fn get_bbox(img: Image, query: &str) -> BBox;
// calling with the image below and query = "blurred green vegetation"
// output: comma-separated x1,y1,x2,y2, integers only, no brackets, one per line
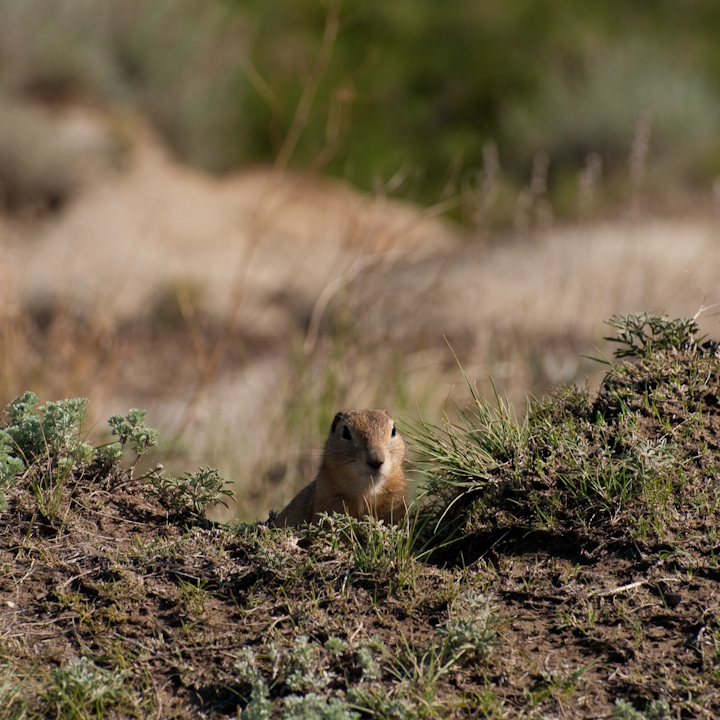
2,0,720,211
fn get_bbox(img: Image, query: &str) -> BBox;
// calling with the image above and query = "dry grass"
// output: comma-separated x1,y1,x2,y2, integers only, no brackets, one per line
2,106,720,525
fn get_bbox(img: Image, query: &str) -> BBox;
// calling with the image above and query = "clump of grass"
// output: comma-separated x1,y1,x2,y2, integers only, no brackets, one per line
177,577,210,616
308,512,425,591
0,663,29,720
404,378,529,548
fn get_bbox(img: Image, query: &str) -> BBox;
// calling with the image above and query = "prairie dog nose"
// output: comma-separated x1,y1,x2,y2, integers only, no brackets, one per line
367,449,385,470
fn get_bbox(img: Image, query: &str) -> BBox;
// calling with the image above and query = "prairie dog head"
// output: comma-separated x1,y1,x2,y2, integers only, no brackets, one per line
324,409,404,495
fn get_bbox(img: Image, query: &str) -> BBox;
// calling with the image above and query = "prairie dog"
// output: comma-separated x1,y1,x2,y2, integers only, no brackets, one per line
273,409,407,527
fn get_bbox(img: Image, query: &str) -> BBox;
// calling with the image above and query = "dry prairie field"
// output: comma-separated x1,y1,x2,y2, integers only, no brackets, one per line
3,107,720,719
2,109,720,523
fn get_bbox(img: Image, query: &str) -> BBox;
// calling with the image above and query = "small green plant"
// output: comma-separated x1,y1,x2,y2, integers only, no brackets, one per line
379,590,499,709
0,393,158,478
3,392,95,472
605,313,700,359
240,682,273,720
1,393,95,520
43,657,128,720
537,660,594,701
438,590,499,664
235,647,262,687
107,408,159,458
240,683,362,720
235,635,386,702
354,637,384,681
282,693,360,720
143,465,234,522
283,636,331,693
614,698,672,720
0,391,161,517
178,577,209,615
0,431,25,510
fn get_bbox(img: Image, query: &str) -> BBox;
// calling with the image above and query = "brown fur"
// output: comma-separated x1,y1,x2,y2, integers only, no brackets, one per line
273,409,407,527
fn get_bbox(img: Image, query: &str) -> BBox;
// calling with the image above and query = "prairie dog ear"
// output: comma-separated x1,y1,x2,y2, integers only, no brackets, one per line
330,412,346,435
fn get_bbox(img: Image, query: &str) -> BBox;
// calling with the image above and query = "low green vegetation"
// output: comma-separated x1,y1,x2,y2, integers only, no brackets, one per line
2,313,720,717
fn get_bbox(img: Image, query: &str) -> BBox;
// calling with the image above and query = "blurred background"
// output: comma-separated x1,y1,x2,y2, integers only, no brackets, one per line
1,0,720,521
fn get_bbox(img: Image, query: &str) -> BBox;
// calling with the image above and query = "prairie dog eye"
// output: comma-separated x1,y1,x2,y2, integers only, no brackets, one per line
342,425,352,440
391,425,397,437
